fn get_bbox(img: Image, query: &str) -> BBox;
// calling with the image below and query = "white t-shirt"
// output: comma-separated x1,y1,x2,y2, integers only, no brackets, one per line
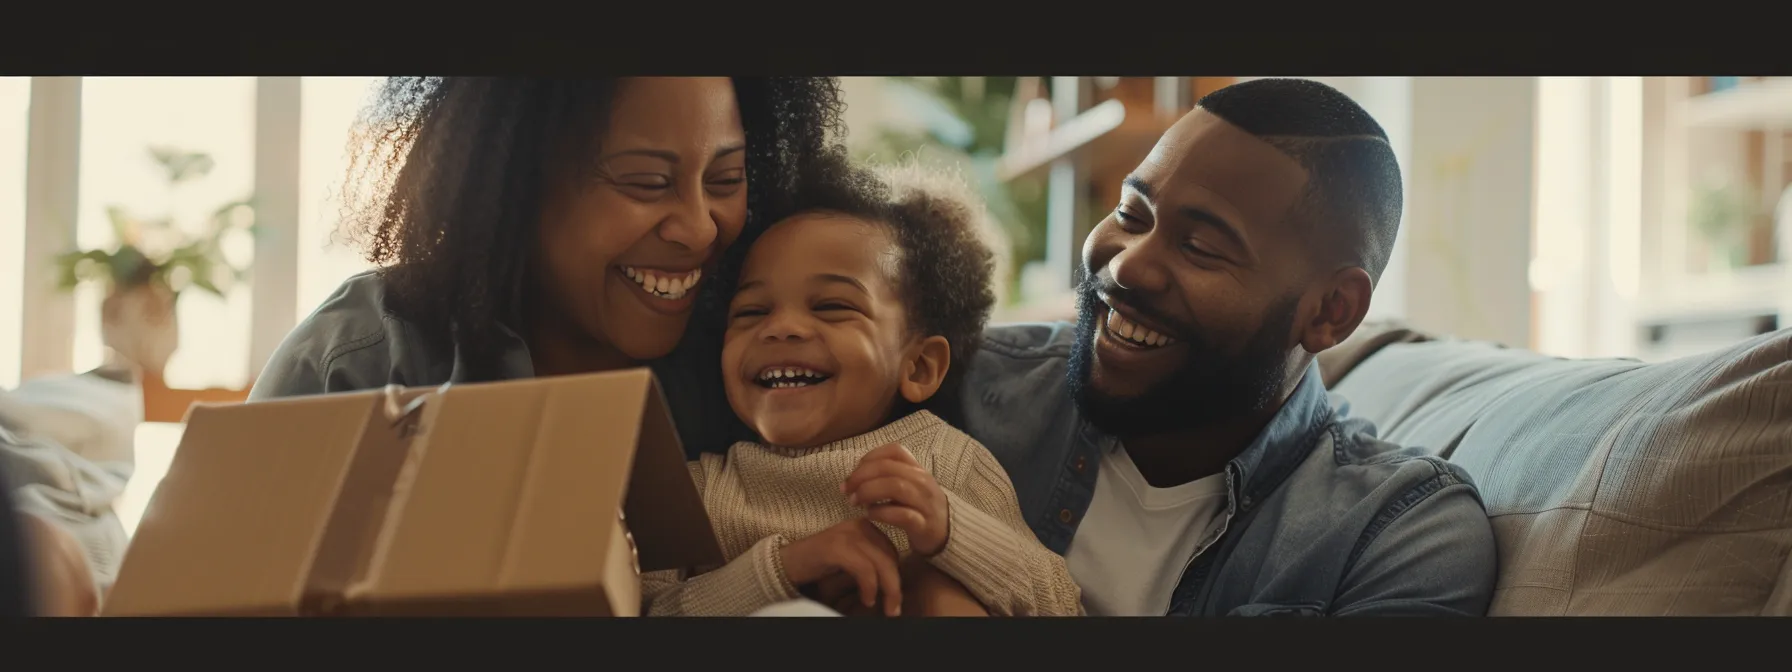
1063,446,1230,616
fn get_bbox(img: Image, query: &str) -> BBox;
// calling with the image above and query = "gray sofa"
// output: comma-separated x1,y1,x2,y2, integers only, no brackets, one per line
1320,323,1791,616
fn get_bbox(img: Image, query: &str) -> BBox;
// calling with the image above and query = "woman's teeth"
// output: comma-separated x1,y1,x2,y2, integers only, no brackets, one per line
622,266,701,300
1107,308,1176,348
757,367,830,388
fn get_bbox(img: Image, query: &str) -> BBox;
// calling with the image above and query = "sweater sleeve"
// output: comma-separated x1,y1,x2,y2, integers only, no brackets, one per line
928,442,1085,616
640,533,802,616
639,457,803,616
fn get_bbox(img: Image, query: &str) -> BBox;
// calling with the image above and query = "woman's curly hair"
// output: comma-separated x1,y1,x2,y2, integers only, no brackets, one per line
336,77,846,369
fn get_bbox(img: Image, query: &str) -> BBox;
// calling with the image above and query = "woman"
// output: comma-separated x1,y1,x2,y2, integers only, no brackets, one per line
250,77,846,458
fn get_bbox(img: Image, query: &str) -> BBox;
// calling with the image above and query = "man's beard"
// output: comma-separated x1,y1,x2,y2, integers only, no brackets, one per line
1067,273,1300,438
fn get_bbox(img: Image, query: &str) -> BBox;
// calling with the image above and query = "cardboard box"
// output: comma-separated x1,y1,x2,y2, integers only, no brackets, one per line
102,369,723,617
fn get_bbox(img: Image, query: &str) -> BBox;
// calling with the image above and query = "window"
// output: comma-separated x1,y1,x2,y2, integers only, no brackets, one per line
0,78,28,389
75,77,257,388
1530,77,1646,360
297,77,381,321
1531,77,1597,359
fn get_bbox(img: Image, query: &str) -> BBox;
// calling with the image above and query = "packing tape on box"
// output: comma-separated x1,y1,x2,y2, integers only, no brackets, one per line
383,381,451,438
620,508,642,576
329,382,455,613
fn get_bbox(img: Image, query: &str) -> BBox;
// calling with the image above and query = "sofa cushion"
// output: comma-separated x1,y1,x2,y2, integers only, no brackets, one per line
1331,329,1792,616
1315,320,1437,389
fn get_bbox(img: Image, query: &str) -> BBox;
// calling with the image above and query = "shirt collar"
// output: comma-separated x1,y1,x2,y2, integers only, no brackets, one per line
1080,360,1334,501
447,321,537,384
1227,361,1333,505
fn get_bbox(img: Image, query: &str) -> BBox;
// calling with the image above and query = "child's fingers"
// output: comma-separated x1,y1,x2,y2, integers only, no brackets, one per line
859,539,903,616
814,572,859,606
847,476,926,511
865,503,928,534
841,457,929,494
860,442,920,468
837,551,882,609
855,517,902,559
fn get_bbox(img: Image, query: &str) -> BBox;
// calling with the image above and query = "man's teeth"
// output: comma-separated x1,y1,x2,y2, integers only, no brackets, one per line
757,366,829,388
622,266,701,299
1107,308,1176,348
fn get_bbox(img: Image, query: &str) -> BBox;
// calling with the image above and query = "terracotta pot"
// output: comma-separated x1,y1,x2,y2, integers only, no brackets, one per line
101,282,179,376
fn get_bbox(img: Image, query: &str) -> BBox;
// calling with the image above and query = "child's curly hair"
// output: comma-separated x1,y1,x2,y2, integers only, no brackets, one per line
731,148,998,426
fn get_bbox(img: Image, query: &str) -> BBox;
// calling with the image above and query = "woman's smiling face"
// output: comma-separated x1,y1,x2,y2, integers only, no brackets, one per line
535,77,749,363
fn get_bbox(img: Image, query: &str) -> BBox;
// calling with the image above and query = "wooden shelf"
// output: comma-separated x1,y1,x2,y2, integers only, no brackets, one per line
995,100,1172,183
1683,78,1792,130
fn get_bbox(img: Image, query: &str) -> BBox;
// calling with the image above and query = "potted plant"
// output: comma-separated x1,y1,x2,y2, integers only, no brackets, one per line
853,77,1050,306
52,146,256,377
1689,177,1752,273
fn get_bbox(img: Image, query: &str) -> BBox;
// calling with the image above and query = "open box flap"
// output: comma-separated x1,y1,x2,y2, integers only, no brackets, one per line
102,392,385,616
351,369,722,609
625,371,725,571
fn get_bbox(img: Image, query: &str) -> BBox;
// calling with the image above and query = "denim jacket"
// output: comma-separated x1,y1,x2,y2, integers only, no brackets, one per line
248,271,742,458
960,323,1499,616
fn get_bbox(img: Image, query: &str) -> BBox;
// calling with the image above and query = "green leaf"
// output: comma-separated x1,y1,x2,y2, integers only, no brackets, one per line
105,205,140,245
207,197,256,233
110,245,155,287
50,250,109,291
189,273,224,298
148,145,215,184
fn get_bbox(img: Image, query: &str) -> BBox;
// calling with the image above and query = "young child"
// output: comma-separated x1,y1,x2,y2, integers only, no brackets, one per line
640,154,1083,617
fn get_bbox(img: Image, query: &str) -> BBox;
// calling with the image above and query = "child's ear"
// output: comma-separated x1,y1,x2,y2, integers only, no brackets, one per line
899,335,952,405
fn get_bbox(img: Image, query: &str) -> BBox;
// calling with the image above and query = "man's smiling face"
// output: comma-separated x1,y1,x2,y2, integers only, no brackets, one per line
1068,108,1316,436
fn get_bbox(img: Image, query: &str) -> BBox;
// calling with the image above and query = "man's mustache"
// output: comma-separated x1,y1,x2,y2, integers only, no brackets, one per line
1080,271,1200,341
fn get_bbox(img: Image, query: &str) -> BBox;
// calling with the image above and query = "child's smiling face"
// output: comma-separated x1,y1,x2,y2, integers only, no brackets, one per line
722,212,949,449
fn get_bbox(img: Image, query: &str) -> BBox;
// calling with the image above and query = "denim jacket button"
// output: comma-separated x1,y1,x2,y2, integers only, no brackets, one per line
1073,456,1087,472
1058,508,1075,524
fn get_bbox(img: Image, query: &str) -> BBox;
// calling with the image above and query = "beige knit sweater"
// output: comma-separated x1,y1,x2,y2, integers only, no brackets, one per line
641,410,1083,616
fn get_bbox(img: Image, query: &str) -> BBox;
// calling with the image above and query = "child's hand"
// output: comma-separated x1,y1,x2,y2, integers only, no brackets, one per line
842,443,950,557
780,518,904,616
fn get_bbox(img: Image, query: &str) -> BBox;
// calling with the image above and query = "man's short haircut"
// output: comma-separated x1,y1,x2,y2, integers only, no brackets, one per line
1197,78,1403,283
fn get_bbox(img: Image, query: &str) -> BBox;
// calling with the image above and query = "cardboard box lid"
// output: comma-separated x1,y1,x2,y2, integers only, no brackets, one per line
350,369,724,607
102,368,723,617
102,392,384,616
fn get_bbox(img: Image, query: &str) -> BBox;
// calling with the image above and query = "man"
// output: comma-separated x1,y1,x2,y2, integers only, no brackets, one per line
2,423,104,617
0,471,27,617
963,78,1498,616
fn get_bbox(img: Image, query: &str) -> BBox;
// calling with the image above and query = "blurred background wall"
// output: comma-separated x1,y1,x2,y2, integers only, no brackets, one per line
3,75,1788,395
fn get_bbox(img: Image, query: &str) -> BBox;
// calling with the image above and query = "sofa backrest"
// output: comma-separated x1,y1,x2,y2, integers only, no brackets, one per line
1330,329,1792,616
